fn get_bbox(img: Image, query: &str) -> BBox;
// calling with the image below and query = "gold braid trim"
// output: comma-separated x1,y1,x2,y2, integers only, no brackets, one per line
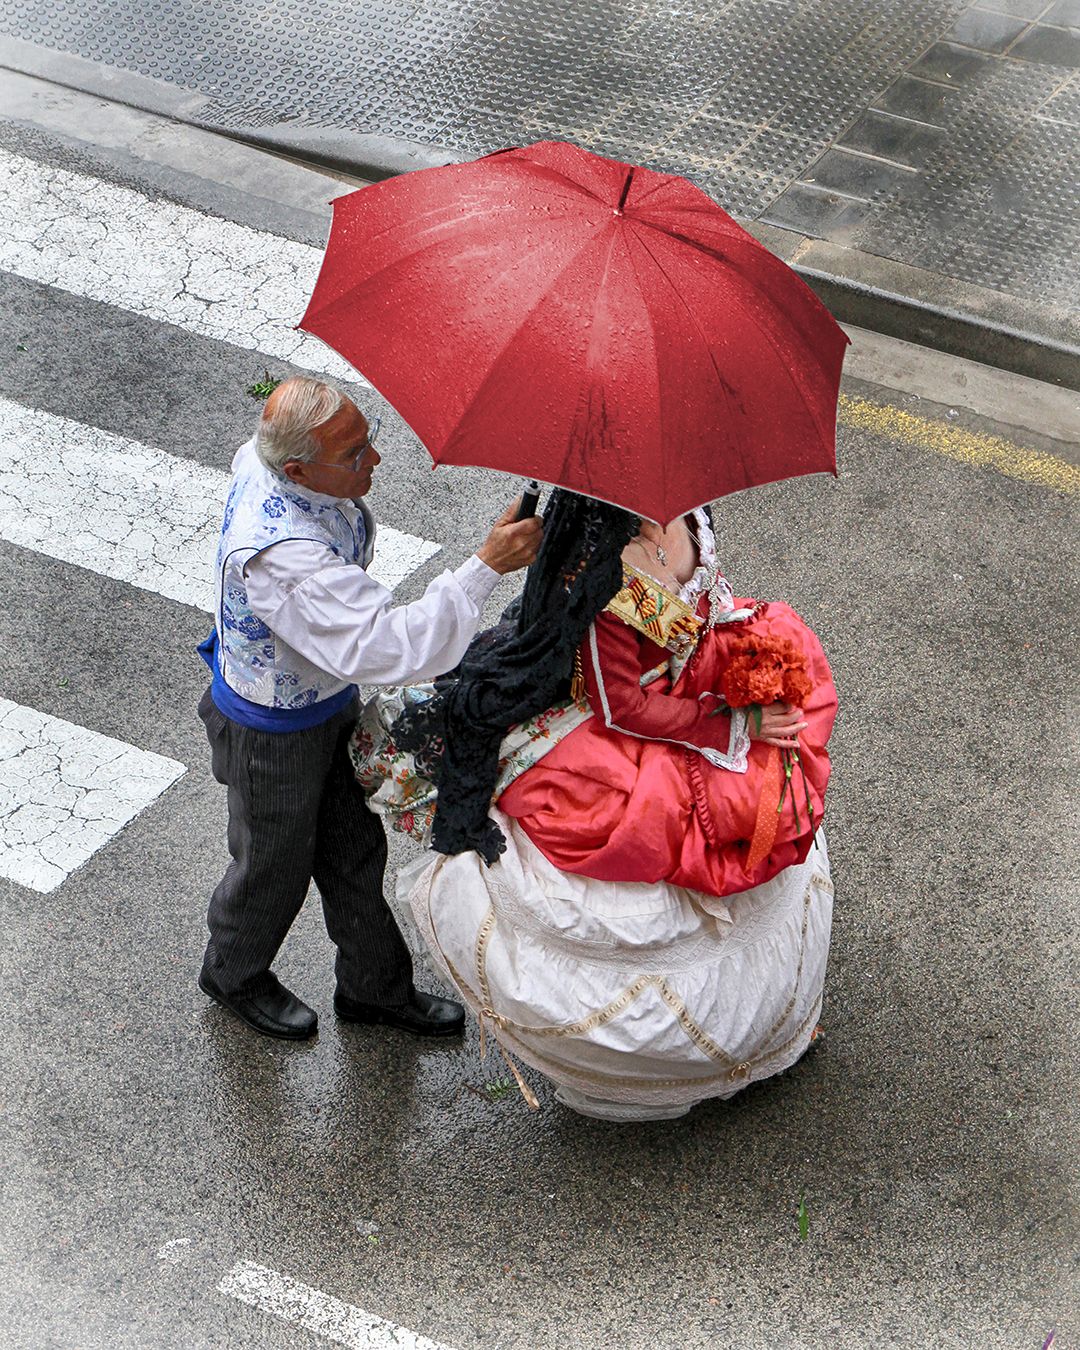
604,563,703,652
428,862,830,1107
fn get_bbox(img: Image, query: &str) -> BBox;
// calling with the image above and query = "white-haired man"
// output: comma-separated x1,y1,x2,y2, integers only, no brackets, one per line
197,376,541,1040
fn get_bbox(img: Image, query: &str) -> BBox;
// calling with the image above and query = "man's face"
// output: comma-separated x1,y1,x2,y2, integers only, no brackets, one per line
282,400,381,498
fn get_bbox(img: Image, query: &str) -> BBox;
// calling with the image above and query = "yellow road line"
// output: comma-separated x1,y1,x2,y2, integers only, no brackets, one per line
838,394,1080,495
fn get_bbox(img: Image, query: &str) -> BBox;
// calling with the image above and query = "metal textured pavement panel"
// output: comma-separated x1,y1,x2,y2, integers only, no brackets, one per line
0,0,1076,310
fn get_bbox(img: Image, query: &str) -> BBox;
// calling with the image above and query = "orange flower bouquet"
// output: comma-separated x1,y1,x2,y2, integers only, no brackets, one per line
718,633,813,711
715,632,818,869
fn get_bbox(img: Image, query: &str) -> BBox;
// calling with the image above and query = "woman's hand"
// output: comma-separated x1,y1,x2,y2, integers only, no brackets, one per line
749,701,808,749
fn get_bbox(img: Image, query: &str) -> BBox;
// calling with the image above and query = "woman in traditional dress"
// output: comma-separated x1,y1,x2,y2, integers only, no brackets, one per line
352,491,837,1120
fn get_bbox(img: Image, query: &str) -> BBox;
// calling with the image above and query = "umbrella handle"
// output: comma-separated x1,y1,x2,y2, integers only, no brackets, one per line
515,480,542,521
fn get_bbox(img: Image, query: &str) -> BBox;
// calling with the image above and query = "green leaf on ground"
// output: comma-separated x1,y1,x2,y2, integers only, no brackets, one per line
484,1076,517,1102
16,343,27,352
246,371,283,400
797,1195,809,1241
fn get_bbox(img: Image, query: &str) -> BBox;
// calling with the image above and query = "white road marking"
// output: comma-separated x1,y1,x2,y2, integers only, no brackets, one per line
0,147,363,384
218,1260,458,1350
0,698,184,894
0,397,441,610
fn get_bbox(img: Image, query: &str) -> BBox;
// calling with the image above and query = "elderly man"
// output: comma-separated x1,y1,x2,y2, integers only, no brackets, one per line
198,375,541,1040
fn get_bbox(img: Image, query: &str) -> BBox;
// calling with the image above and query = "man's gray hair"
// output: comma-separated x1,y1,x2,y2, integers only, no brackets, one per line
255,376,346,473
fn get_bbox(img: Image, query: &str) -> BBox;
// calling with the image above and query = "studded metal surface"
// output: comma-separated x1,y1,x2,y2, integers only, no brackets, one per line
851,61,1080,301
1,0,1077,310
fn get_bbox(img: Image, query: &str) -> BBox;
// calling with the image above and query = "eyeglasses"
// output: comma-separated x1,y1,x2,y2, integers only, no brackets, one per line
344,415,381,472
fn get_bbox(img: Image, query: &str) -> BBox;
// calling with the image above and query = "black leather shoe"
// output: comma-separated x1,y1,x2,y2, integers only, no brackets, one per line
199,970,318,1040
334,988,465,1037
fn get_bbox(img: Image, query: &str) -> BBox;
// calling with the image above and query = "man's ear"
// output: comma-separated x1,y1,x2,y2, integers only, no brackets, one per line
282,459,307,484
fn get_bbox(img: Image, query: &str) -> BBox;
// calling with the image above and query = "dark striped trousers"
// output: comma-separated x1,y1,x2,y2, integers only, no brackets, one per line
198,688,413,1003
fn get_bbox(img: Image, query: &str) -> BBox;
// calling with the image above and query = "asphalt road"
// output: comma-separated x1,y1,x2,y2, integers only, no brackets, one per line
0,80,1077,1350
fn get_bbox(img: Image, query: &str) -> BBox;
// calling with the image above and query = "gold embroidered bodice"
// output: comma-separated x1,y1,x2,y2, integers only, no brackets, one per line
603,563,704,655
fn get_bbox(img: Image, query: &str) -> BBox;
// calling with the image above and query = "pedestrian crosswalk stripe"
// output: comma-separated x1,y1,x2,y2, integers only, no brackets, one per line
0,697,185,894
0,147,364,385
218,1260,457,1350
0,396,441,610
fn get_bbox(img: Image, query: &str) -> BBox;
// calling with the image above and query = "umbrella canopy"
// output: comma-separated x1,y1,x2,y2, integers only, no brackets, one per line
300,140,849,524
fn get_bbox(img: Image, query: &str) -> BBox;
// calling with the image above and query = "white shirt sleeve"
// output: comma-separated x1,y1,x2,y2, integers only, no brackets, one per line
245,538,500,686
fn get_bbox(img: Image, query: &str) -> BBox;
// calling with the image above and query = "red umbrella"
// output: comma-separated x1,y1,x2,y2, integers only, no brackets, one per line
300,140,849,524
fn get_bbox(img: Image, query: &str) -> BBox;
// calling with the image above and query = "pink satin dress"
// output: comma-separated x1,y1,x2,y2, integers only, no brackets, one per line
498,596,838,898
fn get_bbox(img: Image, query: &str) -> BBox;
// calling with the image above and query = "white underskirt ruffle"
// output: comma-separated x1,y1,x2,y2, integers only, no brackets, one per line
401,809,833,1121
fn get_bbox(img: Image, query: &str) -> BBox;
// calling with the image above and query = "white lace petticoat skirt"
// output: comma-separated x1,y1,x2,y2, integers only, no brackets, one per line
400,809,833,1122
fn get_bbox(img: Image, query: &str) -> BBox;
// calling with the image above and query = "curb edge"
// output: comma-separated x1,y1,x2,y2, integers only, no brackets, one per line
2,36,1078,391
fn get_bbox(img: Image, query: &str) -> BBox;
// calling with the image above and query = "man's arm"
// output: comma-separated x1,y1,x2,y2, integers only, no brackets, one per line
246,543,497,686
245,500,542,687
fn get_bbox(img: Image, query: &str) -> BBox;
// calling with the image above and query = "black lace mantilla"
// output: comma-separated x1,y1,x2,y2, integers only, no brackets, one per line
391,489,639,863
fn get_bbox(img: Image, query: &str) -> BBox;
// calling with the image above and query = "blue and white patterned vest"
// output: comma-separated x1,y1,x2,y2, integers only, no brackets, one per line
214,439,375,710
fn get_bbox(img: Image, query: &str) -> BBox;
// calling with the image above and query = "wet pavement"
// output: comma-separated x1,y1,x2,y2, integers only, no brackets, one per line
0,0,1079,318
0,100,1077,1348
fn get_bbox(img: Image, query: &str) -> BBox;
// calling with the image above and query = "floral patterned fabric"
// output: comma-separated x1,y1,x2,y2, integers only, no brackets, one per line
214,438,373,710
350,684,597,847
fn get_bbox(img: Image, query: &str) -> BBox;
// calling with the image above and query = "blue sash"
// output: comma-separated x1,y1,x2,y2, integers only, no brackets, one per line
197,632,356,732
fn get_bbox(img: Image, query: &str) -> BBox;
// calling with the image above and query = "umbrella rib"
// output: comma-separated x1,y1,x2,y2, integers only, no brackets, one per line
613,233,669,518
632,220,834,453
309,198,602,320
555,225,627,495
645,201,751,238
443,225,615,454
305,226,469,319
627,227,757,494
515,157,624,208
624,176,669,212
474,157,611,213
